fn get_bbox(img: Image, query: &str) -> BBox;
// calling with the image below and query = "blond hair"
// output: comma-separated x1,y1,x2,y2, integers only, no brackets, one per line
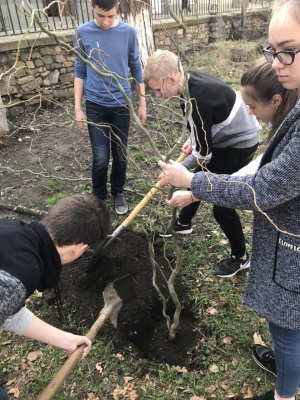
273,0,300,19
144,50,182,84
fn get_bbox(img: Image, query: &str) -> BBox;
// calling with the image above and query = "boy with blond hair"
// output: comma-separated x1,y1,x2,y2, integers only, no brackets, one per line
144,49,261,278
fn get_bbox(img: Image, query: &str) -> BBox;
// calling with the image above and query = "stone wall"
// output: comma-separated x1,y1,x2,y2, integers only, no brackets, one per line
0,32,75,116
153,10,270,51
0,10,270,117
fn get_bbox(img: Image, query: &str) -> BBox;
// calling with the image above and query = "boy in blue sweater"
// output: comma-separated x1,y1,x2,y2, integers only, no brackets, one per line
74,0,147,215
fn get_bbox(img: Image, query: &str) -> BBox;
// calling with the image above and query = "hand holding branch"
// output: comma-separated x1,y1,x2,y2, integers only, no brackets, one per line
158,159,194,188
181,138,192,155
165,190,198,207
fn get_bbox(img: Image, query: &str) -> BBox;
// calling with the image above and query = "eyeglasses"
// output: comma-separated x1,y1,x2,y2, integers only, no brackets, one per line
262,45,300,65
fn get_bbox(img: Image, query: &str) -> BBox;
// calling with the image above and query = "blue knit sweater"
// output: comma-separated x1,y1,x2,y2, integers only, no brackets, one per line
74,20,143,107
190,98,300,330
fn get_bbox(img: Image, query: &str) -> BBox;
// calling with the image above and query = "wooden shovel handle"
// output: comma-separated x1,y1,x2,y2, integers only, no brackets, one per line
37,312,108,400
121,152,186,228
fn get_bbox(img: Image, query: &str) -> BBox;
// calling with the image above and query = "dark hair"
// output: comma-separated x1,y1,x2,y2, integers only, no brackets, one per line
91,0,119,10
241,57,298,141
40,194,110,247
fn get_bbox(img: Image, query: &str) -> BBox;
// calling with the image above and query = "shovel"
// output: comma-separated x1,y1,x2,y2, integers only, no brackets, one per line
37,274,135,400
87,152,186,269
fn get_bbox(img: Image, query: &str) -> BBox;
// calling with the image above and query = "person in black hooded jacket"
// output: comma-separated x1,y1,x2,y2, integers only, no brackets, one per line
0,194,109,400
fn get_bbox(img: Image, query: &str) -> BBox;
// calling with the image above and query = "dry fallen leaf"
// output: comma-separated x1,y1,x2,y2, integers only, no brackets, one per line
220,239,229,245
195,279,202,287
114,353,125,361
87,393,100,400
95,363,103,374
8,387,20,398
221,383,229,390
223,336,232,345
175,366,188,373
206,385,216,393
209,364,219,373
206,307,218,316
5,379,16,386
190,396,206,400
123,376,134,383
226,390,236,398
253,332,266,346
240,386,253,398
19,361,27,371
218,296,229,309
27,350,42,362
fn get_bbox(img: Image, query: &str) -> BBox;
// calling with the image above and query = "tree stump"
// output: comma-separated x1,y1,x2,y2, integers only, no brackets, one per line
0,96,9,136
228,47,249,62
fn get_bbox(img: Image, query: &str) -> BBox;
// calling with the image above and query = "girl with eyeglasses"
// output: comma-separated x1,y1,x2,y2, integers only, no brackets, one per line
158,0,300,398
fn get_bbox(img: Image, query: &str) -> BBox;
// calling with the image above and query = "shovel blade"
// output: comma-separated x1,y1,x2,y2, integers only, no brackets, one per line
102,274,136,328
86,236,122,273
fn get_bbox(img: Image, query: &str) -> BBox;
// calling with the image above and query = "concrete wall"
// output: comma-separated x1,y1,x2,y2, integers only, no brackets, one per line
0,10,270,116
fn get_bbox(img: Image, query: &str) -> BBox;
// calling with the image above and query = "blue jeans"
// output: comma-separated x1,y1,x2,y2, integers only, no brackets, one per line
0,388,8,400
269,321,300,397
86,101,130,199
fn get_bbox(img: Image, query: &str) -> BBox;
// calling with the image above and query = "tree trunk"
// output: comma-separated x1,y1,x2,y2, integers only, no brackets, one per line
0,96,9,136
119,0,154,66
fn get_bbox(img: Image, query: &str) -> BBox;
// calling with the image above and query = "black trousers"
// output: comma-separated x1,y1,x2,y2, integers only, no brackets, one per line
178,144,258,258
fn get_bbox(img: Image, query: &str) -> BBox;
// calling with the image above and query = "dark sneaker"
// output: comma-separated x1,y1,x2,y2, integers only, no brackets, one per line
113,193,128,215
252,344,276,377
157,219,193,237
244,391,274,400
215,253,250,278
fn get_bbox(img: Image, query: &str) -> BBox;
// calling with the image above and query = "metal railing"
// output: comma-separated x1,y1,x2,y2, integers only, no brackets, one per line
152,0,272,19
0,0,93,36
0,0,271,36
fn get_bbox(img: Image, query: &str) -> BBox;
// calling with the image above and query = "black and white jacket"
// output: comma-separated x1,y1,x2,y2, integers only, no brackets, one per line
183,71,261,164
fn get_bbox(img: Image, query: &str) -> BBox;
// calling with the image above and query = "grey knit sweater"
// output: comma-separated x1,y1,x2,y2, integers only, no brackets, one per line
191,98,300,330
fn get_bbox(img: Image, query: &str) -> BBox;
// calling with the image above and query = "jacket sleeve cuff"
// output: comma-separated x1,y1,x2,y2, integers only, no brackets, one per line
2,307,34,335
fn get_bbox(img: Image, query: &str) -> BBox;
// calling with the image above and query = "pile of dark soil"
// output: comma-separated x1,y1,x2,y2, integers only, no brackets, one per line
54,229,198,367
